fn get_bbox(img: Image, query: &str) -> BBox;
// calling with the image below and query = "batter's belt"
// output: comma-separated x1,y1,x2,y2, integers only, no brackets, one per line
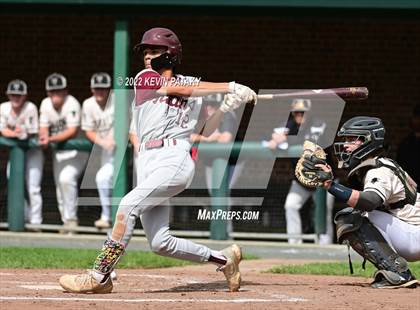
140,138,191,152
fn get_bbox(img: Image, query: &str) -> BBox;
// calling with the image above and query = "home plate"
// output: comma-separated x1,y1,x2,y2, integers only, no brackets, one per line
19,285,63,290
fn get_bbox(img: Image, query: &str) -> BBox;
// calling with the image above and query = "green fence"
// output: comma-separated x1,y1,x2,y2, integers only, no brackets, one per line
0,137,327,239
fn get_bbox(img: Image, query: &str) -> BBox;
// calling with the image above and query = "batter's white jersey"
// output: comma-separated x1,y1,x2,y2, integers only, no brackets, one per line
82,94,114,139
133,69,203,143
363,157,420,226
0,101,39,139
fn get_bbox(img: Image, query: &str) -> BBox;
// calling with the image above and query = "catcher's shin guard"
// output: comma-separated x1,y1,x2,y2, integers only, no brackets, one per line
334,208,417,288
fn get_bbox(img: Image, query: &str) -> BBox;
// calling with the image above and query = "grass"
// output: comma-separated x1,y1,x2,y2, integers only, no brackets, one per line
0,247,258,269
267,261,420,278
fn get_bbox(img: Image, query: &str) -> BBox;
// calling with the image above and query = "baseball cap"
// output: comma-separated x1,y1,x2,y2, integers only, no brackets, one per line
91,72,111,88
291,98,311,112
6,79,27,95
46,73,67,91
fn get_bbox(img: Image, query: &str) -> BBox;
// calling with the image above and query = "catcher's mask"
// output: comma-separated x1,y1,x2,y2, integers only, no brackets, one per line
334,116,385,169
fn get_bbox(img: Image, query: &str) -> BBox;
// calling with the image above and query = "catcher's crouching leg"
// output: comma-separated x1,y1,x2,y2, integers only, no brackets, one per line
334,208,417,289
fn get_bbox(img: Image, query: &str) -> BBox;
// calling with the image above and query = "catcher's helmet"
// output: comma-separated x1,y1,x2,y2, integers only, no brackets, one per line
46,73,67,91
6,79,27,95
91,72,111,88
291,99,311,112
334,116,385,169
134,27,182,69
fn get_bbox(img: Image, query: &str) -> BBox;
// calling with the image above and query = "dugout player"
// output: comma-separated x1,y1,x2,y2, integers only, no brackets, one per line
309,116,419,288
82,72,114,229
0,79,44,226
39,73,88,233
59,27,256,293
265,99,334,244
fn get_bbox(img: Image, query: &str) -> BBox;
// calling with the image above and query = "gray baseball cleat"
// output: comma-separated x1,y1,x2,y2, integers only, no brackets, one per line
219,244,242,292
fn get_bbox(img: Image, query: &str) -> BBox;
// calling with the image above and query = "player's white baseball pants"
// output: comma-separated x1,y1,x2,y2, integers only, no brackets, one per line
53,150,88,223
284,180,334,244
111,140,212,263
25,147,44,224
96,151,114,222
6,147,44,224
367,204,420,262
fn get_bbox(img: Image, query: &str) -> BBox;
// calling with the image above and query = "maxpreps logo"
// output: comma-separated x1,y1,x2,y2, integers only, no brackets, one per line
197,209,260,221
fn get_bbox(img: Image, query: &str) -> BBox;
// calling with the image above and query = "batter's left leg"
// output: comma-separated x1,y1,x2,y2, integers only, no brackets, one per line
141,202,211,262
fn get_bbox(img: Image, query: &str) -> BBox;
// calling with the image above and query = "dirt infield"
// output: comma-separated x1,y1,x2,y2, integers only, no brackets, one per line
0,259,418,310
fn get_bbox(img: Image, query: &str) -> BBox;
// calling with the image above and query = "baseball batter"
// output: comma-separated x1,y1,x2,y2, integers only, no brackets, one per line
82,72,114,228
60,27,256,293
39,73,88,232
0,79,44,225
298,116,419,288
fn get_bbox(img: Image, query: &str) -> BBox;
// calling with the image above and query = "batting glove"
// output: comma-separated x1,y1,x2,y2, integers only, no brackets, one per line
229,82,257,105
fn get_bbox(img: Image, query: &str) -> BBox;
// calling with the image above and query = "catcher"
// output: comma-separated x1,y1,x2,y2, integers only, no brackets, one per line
295,116,419,288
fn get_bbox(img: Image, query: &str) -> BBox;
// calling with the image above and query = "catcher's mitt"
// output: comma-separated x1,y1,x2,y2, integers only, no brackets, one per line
295,140,333,188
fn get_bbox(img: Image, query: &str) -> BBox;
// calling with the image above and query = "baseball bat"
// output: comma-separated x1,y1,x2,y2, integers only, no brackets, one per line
257,87,368,101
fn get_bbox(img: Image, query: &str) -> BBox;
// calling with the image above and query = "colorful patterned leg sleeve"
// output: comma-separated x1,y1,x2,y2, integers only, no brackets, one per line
93,239,125,274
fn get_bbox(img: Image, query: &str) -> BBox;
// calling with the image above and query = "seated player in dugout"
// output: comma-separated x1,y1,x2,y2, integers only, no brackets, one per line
263,99,335,245
82,72,115,229
190,93,244,239
304,116,420,288
39,73,88,234
59,27,257,293
0,79,44,227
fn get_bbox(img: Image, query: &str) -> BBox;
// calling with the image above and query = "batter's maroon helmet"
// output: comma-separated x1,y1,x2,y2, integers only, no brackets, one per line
134,27,182,66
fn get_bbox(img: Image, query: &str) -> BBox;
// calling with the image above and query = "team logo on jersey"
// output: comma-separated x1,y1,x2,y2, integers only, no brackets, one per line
51,119,67,135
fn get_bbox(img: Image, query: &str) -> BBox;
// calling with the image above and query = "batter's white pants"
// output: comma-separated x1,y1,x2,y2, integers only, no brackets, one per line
111,142,212,263
367,210,420,262
6,147,44,225
53,150,88,223
96,152,114,222
284,180,334,244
